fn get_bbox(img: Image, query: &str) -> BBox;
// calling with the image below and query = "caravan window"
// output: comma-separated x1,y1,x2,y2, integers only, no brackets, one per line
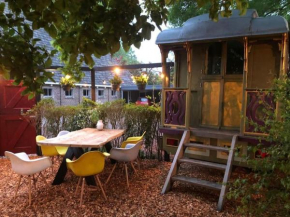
207,43,222,75
226,41,244,75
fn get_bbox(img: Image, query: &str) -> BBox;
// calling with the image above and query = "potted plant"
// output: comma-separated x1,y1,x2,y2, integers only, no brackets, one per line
60,75,76,91
109,74,122,91
132,73,148,91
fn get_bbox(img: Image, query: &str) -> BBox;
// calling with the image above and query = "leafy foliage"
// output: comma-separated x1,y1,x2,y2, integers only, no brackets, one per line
168,0,289,27
113,46,139,65
132,73,149,85
227,77,290,216
109,74,122,85
0,0,248,97
59,75,76,88
28,98,161,158
90,109,99,124
124,104,161,158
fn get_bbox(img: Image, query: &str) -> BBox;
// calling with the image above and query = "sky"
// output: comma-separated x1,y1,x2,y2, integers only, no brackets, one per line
132,24,167,64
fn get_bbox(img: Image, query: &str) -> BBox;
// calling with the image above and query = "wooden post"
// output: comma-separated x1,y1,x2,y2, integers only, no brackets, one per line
160,46,169,127
161,48,169,88
185,42,192,129
91,69,96,101
240,37,248,135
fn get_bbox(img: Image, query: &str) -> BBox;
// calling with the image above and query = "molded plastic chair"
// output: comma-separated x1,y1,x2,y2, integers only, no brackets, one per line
120,131,146,148
55,130,70,156
126,131,146,141
5,151,52,205
106,140,143,187
66,151,110,206
36,135,59,157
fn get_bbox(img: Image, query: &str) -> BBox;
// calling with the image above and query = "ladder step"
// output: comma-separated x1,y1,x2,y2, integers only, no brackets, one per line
185,143,230,152
178,158,226,170
172,175,222,190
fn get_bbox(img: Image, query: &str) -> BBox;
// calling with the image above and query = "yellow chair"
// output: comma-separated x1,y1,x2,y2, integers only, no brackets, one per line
66,151,110,206
36,135,59,157
120,131,146,148
55,130,70,156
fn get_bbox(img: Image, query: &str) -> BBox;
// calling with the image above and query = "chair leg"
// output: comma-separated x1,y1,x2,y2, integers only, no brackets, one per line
131,161,137,174
124,163,129,188
32,174,37,189
137,156,141,170
51,157,54,173
75,177,81,195
80,178,85,206
96,175,107,200
28,176,32,206
13,175,22,200
105,164,117,184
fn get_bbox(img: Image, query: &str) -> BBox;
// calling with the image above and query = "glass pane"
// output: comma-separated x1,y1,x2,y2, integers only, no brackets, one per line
226,41,244,75
207,43,222,75
222,82,243,127
202,82,220,126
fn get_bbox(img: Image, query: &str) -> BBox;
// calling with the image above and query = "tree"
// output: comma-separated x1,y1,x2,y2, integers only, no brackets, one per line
0,0,248,97
113,46,139,65
168,1,211,27
168,0,290,27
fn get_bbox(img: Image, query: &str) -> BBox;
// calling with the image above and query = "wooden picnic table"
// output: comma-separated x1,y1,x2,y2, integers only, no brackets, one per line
37,128,125,185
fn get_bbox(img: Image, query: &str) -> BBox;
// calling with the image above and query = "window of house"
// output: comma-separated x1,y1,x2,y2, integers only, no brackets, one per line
83,89,90,98
43,88,52,97
98,89,104,97
111,90,117,96
207,42,222,75
65,89,73,97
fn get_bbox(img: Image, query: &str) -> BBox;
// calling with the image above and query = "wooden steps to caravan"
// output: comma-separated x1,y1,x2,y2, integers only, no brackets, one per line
172,175,222,190
161,130,238,211
178,158,227,170
184,143,230,152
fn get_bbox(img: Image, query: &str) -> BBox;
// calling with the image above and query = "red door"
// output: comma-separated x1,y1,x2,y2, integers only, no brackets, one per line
0,80,36,156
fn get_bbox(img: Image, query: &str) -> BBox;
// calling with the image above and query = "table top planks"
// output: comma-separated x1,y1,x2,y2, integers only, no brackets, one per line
37,128,125,148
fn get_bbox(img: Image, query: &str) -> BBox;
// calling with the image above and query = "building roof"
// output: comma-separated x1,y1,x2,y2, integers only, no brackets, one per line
33,29,135,86
121,84,162,91
156,9,289,45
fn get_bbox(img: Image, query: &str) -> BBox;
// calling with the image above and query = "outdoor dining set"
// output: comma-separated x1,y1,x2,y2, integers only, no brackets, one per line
5,128,146,206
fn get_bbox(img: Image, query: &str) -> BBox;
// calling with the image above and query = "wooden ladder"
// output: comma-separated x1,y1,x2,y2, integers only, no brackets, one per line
161,130,238,211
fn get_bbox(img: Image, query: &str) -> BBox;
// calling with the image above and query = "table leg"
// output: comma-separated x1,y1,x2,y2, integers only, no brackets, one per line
52,147,96,186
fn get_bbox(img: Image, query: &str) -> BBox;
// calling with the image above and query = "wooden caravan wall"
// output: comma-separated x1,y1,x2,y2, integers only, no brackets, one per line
176,50,188,88
244,39,281,135
187,41,244,130
247,41,280,89
190,44,207,127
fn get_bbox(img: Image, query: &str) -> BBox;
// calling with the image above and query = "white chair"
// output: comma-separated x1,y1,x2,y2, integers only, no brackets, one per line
5,151,52,206
105,140,143,187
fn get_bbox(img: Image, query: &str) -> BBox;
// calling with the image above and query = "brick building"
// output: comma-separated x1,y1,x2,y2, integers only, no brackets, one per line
34,29,135,105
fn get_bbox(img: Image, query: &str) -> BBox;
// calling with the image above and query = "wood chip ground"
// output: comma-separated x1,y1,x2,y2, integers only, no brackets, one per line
0,157,248,216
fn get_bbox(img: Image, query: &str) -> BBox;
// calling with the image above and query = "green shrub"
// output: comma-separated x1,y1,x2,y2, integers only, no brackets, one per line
29,98,161,158
228,77,290,216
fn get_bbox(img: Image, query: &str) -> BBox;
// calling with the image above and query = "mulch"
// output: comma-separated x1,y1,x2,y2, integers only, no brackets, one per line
0,156,247,217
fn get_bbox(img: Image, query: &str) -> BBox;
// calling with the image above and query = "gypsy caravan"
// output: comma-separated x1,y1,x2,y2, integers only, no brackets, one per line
156,9,288,210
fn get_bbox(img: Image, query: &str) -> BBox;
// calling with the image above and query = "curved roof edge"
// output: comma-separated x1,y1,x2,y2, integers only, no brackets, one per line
156,9,289,45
